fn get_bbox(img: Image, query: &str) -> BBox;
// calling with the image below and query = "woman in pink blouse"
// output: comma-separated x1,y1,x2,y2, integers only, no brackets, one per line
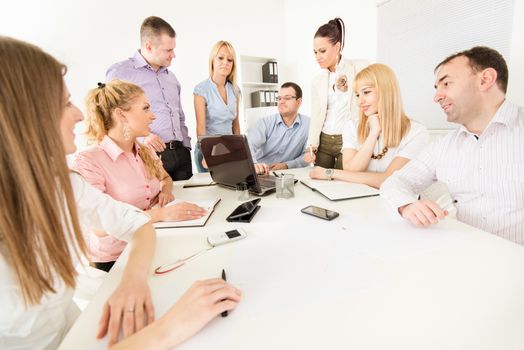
74,80,206,271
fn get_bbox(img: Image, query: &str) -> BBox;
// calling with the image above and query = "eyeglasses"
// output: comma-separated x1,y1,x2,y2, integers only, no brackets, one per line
276,95,297,102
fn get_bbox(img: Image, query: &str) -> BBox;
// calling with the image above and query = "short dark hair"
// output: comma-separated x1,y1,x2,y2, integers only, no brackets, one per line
314,17,345,51
435,46,508,93
140,16,176,45
281,82,302,99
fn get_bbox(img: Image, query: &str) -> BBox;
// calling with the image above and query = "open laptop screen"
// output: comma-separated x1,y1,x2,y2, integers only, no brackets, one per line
200,135,259,191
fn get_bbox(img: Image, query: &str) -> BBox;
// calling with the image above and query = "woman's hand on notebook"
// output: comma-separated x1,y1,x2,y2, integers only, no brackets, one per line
161,202,208,222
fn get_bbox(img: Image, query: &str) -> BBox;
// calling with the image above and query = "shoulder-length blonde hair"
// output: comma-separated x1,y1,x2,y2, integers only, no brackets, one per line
354,63,410,148
208,40,239,97
0,36,87,306
84,80,165,180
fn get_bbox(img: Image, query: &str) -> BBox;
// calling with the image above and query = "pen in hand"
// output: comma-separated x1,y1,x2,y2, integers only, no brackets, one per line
221,269,228,317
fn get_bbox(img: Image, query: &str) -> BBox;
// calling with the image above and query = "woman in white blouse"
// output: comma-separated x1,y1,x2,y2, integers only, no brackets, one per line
310,63,429,188
304,17,368,169
0,37,240,350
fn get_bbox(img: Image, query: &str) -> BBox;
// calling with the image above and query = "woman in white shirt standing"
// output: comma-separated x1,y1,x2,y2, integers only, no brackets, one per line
310,63,429,188
0,37,240,350
305,17,368,169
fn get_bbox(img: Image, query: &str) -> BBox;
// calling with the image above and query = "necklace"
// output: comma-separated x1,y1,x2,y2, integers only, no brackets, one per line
371,146,388,160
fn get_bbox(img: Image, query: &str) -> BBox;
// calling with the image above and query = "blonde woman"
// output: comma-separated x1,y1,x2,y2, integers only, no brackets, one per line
0,36,240,349
305,17,368,169
74,80,206,271
193,40,241,172
310,63,429,188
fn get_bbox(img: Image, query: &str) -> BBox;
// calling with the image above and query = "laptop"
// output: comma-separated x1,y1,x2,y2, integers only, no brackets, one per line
200,135,277,195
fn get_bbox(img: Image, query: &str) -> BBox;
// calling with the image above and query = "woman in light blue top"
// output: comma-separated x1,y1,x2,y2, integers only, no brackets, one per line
194,40,241,172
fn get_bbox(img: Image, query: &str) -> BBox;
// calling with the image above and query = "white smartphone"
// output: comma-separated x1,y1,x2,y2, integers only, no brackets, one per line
207,228,248,247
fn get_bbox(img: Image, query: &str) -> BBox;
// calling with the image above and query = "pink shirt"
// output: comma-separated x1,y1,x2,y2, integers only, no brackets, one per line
73,136,161,261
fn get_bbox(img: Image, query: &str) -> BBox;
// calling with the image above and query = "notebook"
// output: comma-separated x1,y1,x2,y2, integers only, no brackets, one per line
183,173,216,188
200,135,277,195
153,198,221,229
300,179,379,201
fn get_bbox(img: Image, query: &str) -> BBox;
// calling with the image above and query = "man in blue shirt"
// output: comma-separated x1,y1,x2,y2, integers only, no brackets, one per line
248,82,310,170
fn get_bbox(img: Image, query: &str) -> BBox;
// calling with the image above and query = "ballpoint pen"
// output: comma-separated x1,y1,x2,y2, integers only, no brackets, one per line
221,269,228,317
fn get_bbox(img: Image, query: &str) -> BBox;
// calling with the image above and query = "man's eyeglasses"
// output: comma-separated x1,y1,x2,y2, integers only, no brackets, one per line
276,95,297,102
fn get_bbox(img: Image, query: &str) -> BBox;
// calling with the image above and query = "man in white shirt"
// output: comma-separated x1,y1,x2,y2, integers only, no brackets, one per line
380,46,524,245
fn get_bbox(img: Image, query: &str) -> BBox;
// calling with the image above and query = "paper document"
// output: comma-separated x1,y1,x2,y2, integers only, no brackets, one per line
153,198,220,229
183,173,216,188
300,179,379,201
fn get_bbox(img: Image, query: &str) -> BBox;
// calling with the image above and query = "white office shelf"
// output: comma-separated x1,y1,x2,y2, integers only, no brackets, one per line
242,82,279,87
239,54,280,132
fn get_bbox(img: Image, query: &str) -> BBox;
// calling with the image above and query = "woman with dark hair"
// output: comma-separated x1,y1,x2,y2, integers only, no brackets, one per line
0,36,240,349
305,17,368,171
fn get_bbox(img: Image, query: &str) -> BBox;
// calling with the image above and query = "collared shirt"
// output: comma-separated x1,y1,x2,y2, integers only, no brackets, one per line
381,100,524,245
248,113,310,168
106,51,191,147
73,136,160,261
193,77,239,135
322,69,350,135
343,119,429,172
0,173,150,349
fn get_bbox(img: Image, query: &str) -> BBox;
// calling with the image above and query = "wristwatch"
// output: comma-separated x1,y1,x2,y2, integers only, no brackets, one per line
324,168,334,180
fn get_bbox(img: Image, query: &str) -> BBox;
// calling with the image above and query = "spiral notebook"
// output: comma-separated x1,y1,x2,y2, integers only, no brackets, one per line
153,198,221,229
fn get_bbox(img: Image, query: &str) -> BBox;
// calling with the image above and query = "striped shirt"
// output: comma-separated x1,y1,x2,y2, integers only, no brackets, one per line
381,100,524,245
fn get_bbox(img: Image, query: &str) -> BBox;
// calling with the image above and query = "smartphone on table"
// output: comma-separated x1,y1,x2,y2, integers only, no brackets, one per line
227,198,261,219
300,205,339,221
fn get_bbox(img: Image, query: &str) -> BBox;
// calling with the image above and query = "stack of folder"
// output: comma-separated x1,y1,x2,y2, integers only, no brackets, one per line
251,90,278,107
262,61,278,83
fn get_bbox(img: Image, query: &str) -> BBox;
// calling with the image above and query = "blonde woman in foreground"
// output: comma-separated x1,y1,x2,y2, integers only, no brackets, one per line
0,36,240,350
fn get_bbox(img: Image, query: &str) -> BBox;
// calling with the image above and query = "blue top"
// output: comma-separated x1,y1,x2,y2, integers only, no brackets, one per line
193,78,239,135
247,113,310,168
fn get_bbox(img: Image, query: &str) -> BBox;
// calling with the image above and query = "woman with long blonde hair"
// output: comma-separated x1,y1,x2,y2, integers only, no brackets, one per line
74,79,206,271
0,36,240,349
193,40,241,172
310,63,429,188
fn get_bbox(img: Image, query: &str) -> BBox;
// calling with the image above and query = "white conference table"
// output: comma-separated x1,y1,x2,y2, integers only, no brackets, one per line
60,168,524,350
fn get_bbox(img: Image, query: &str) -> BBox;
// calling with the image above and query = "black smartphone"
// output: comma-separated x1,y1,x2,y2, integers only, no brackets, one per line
228,198,261,219
300,205,339,221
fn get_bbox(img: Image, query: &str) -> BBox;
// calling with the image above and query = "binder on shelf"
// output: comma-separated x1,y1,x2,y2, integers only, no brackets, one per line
251,90,268,108
264,91,271,106
269,90,275,105
262,61,278,83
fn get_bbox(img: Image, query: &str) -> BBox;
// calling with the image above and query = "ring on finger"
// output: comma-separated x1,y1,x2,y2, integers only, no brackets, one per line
126,308,135,313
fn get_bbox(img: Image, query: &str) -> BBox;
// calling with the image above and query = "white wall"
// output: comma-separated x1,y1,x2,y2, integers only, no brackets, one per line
507,0,524,106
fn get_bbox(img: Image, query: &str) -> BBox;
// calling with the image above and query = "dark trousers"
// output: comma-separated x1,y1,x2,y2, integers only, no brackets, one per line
159,141,193,181
316,132,344,169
